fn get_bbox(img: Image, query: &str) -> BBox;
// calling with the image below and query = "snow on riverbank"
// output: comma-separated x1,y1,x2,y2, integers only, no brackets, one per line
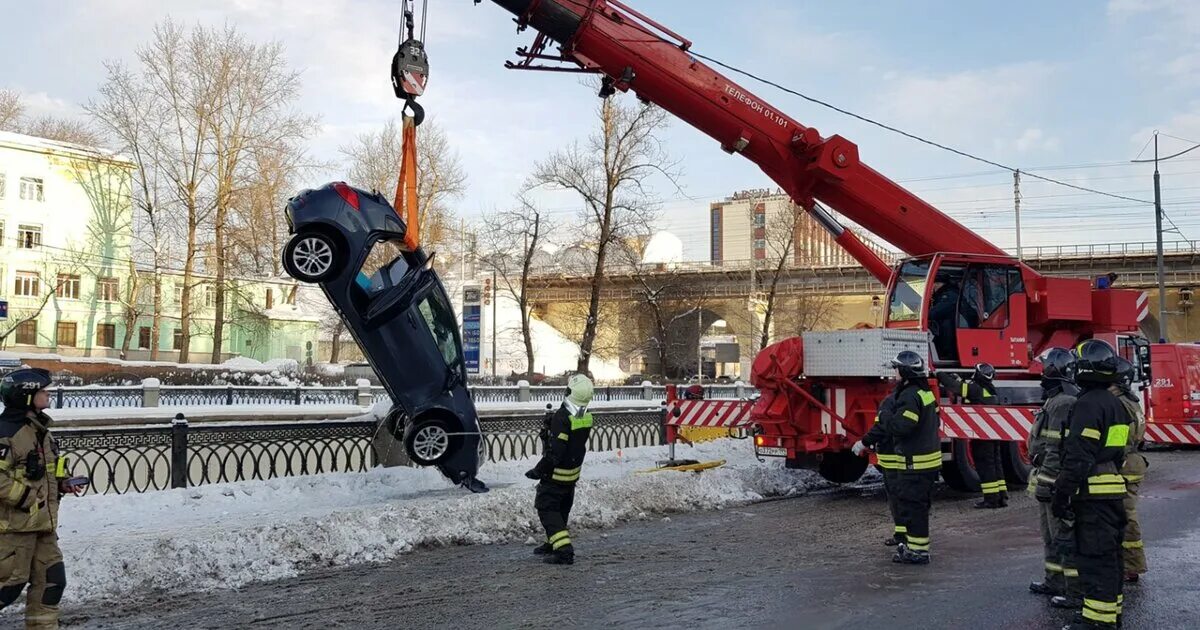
56,440,821,605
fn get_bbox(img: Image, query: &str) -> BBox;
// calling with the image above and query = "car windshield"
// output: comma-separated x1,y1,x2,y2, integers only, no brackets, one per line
418,290,462,368
889,260,931,322
356,239,411,295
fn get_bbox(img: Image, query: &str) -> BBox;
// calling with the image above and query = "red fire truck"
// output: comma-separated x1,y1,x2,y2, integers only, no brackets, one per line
476,0,1194,488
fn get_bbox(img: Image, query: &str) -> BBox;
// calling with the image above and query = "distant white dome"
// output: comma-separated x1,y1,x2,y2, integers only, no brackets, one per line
641,231,684,265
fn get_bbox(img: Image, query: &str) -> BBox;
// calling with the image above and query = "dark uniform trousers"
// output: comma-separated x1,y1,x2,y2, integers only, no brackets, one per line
882,470,904,542
894,471,937,551
1076,499,1127,624
972,440,1007,497
535,482,576,553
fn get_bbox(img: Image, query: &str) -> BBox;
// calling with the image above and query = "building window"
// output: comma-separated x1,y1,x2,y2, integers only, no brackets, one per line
710,207,722,263
14,271,39,297
138,326,151,350
753,213,766,227
19,177,44,202
96,323,116,348
0,174,6,199
266,288,274,309
97,277,119,302
14,320,36,346
172,284,182,305
17,224,41,249
204,284,215,308
56,321,77,348
754,238,767,251
173,329,183,351
56,274,81,300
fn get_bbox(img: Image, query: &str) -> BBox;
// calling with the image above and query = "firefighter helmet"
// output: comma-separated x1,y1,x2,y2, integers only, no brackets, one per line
973,363,996,383
1073,339,1120,384
890,350,928,380
1037,348,1077,383
1114,357,1135,385
0,368,52,411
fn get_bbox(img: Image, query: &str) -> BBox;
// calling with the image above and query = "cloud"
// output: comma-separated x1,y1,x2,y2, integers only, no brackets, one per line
872,62,1058,149
1013,128,1061,154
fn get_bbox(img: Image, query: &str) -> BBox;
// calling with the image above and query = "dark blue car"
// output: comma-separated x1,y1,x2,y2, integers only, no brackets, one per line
283,182,487,491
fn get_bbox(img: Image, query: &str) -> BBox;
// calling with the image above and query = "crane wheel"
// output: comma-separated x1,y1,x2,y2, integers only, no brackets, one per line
939,438,982,493
1001,441,1032,487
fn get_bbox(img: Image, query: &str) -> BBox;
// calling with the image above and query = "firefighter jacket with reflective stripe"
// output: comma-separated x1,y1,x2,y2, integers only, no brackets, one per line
1028,384,1078,498
0,409,62,532
532,404,592,485
1053,385,1128,501
864,380,940,473
1111,385,1148,484
946,374,996,405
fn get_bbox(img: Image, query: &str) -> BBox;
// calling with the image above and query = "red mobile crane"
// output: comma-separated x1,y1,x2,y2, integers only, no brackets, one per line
475,0,1168,487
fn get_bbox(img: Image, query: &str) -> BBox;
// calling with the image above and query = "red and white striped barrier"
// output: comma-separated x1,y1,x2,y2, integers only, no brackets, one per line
941,405,1036,441
666,399,752,427
1144,422,1200,445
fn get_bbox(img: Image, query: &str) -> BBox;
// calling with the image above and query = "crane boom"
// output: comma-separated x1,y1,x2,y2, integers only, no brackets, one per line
483,0,1013,285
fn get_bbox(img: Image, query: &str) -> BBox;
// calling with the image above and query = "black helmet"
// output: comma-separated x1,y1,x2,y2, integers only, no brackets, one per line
973,363,995,382
1037,348,1076,383
1114,357,1135,386
0,368,52,411
1073,339,1119,384
890,350,927,380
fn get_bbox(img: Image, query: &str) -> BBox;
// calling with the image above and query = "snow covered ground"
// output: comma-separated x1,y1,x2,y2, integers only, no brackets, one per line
55,439,822,606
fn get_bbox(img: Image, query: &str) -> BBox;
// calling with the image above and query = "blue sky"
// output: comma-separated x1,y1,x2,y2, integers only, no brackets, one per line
4,0,1199,259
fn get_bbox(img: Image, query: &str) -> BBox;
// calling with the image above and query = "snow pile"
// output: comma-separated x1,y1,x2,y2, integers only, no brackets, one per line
263,358,300,373
221,356,264,369
315,362,346,377
56,440,820,604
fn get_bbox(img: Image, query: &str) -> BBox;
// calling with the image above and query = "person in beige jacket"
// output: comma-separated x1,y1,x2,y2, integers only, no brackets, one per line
1111,358,1148,583
0,368,74,629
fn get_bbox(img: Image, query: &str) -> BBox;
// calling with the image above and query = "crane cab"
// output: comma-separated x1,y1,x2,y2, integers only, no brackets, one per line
884,253,1031,369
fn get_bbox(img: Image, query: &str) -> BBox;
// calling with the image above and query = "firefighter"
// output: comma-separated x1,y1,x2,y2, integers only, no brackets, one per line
1027,348,1082,601
853,350,940,565
1051,340,1129,629
938,363,1007,508
1111,357,1148,584
0,368,69,629
525,373,594,565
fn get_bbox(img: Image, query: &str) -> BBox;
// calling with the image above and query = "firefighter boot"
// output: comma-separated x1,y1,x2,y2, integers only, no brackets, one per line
974,496,1001,509
891,543,930,565
532,543,552,556
1050,595,1084,610
1000,491,1010,507
543,547,575,565
1030,580,1061,596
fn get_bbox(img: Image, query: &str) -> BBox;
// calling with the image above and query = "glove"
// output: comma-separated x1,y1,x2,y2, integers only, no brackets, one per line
524,468,540,480
24,451,45,482
1050,491,1073,520
851,440,869,457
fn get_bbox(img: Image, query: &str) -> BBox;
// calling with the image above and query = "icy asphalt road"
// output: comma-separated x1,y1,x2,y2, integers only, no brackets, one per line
66,451,1200,630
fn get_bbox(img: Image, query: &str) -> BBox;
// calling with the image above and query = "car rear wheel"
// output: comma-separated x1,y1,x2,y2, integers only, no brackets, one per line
283,231,340,283
405,417,453,466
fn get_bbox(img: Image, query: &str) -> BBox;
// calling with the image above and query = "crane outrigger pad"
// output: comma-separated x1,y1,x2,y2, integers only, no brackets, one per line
640,459,726,474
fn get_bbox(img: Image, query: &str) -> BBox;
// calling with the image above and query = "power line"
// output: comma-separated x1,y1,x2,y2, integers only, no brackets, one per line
688,51,1155,206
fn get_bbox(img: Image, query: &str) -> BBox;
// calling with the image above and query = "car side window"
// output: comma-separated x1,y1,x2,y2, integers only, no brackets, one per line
417,291,462,368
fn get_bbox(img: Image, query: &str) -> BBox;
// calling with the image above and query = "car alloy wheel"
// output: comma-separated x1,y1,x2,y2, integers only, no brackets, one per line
292,235,334,279
411,424,450,463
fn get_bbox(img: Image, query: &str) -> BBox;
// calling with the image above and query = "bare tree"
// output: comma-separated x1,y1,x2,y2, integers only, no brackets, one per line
88,60,171,360
754,200,804,350
339,119,466,251
479,197,553,375
0,89,23,130
199,26,316,364
529,95,677,373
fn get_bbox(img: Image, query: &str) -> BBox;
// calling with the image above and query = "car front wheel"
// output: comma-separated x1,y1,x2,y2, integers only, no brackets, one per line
283,231,340,283
405,417,453,466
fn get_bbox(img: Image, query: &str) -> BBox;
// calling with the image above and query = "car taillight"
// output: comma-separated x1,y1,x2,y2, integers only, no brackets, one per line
755,435,765,446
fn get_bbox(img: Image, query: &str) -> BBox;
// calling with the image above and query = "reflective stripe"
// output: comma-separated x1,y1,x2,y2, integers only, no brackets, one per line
906,535,930,551
918,390,936,406
1122,540,1143,549
570,413,594,431
909,451,942,471
1081,427,1102,440
552,536,572,550
552,468,581,482
1122,474,1143,483
1105,424,1130,447
1063,568,1079,577
1036,473,1057,484
1083,609,1117,624
902,410,919,421
1084,599,1120,613
0,460,8,471
548,530,570,544
1045,562,1063,573
1040,429,1061,440
874,415,880,424
982,389,993,398
7,482,26,503
556,433,569,441
961,383,970,397
906,536,929,544
893,525,907,534
55,456,66,478
1087,473,1125,495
